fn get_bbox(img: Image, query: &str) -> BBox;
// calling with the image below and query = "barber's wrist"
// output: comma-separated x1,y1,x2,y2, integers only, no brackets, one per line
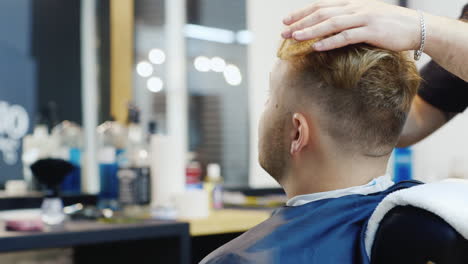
406,8,423,51
422,13,446,59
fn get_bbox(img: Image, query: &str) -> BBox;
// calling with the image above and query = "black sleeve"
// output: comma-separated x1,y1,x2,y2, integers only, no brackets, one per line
418,60,468,113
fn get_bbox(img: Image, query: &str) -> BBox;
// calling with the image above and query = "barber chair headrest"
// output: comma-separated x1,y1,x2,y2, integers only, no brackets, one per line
371,205,468,264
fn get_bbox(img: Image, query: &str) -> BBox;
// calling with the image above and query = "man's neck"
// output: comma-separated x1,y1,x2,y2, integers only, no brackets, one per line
281,154,390,199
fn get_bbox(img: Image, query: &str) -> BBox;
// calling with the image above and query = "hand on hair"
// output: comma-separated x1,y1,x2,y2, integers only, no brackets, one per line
281,0,421,52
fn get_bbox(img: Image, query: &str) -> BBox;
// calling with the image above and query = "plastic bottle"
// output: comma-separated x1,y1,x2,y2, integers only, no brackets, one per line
186,156,202,190
393,148,413,182
22,123,50,190
97,120,125,209
51,121,83,194
118,107,151,207
204,163,223,210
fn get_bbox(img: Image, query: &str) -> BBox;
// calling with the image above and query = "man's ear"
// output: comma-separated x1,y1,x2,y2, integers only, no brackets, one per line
290,113,310,155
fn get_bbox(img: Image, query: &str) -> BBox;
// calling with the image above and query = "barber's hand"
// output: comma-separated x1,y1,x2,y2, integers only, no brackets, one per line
282,0,421,52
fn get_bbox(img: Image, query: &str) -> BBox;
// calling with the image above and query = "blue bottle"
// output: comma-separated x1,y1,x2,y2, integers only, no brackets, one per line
393,148,413,182
97,121,126,210
98,147,119,209
51,121,83,194
61,148,82,194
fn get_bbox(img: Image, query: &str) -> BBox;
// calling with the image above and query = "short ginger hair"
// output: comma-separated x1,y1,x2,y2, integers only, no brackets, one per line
280,43,420,156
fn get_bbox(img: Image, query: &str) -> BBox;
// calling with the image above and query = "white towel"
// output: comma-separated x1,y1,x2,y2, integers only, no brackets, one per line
365,178,468,258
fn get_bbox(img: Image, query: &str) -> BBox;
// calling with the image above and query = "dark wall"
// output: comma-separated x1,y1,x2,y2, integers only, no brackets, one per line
97,0,111,124
0,0,32,55
0,0,112,184
0,0,36,184
32,0,82,126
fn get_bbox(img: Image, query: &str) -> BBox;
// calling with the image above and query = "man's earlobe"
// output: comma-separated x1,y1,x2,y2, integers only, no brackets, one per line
290,113,309,155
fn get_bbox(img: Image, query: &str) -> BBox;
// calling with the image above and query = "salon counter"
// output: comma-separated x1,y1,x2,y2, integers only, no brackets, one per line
0,219,190,264
187,209,271,236
0,192,97,211
0,209,272,264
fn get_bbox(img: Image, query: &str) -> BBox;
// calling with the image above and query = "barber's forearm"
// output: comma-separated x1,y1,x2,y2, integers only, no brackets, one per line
425,14,468,82
397,96,448,147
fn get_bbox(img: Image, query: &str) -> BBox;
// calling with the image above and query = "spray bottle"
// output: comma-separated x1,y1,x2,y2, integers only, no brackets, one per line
204,163,223,210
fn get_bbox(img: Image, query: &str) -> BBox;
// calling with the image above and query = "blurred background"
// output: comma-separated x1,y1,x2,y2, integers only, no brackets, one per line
0,0,466,263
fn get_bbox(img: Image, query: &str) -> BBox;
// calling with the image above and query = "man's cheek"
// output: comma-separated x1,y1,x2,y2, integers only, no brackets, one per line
258,111,271,150
258,110,268,137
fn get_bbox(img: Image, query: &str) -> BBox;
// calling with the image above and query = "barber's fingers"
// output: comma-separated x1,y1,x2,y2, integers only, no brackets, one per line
283,0,349,25
291,14,367,41
282,6,355,39
313,27,370,51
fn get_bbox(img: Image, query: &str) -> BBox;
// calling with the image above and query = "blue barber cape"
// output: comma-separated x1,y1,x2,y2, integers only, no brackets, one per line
201,181,420,264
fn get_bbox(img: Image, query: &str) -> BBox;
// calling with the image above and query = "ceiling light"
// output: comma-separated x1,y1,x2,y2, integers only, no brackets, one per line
210,57,226,72
194,56,211,72
236,30,253,44
136,61,153,77
223,64,242,86
184,24,236,44
149,49,166,65
147,77,164,93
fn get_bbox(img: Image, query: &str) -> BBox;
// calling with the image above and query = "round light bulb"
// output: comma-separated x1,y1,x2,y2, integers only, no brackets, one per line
136,61,153,77
147,77,164,93
223,64,242,86
149,49,166,65
194,56,211,72
210,57,226,72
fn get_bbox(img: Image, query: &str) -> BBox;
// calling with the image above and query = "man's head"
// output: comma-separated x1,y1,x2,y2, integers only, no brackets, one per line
259,43,420,183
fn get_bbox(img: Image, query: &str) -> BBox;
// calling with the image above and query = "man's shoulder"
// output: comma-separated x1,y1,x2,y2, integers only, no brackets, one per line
200,212,284,264
199,230,268,264
200,250,248,264
200,181,422,264
200,233,243,263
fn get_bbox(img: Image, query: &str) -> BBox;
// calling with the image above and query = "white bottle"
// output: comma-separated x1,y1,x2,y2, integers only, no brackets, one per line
204,163,223,210
22,125,50,190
